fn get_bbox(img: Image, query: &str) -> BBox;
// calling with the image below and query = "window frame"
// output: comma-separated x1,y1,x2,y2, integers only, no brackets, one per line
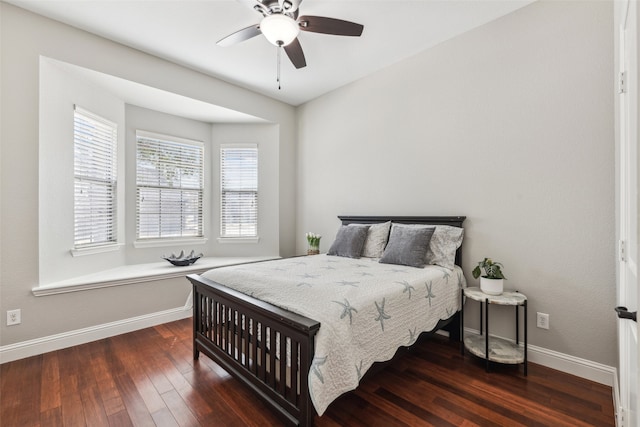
219,143,259,241
71,105,119,255
134,130,206,247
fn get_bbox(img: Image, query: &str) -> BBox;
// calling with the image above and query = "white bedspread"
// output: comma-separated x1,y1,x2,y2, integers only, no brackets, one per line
201,255,466,415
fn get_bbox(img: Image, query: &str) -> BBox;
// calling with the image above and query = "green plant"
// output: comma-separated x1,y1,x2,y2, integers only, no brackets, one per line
306,232,321,249
472,258,506,280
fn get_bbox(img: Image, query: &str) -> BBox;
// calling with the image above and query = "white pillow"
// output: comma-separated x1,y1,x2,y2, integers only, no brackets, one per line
426,225,464,270
349,221,391,258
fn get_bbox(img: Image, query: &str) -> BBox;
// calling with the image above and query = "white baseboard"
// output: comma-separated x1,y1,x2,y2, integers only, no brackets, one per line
0,305,192,364
527,342,616,386
462,327,616,387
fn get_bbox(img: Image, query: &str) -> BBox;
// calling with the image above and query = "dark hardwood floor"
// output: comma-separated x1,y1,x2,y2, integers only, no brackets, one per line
1,318,615,426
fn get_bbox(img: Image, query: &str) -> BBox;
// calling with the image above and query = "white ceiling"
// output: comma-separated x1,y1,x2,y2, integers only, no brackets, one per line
8,0,534,106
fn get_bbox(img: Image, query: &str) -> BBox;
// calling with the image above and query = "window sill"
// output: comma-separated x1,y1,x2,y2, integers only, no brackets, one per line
133,237,208,249
32,255,279,297
70,243,123,257
217,237,260,244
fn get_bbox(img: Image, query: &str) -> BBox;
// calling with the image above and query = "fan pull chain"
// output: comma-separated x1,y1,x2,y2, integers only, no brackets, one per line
276,41,283,90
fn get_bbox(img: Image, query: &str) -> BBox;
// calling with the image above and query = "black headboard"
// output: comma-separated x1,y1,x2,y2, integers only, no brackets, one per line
338,215,466,267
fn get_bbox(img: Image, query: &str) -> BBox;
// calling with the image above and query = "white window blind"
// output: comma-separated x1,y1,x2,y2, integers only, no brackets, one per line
73,106,118,249
136,131,204,240
221,145,258,238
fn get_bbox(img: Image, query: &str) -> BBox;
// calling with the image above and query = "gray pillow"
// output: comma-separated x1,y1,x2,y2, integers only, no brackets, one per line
393,223,464,270
349,221,391,258
379,225,435,268
327,225,370,258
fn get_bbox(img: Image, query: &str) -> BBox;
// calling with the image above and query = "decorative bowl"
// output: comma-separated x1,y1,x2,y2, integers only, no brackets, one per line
162,250,203,267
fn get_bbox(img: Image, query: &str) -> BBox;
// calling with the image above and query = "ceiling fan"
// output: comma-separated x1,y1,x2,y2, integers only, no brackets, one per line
217,0,364,70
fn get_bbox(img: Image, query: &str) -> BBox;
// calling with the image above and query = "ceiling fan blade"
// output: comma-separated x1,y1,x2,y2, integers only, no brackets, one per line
284,38,307,69
217,24,261,47
298,16,364,37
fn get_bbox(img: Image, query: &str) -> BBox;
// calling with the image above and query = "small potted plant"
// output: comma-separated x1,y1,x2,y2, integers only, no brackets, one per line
306,232,321,255
472,257,506,295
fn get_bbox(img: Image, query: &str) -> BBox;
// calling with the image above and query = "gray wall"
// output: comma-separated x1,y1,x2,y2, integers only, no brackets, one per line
0,3,297,346
296,0,616,366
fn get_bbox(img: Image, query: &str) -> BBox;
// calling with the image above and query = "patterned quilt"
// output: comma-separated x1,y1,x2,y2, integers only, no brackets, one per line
201,254,466,415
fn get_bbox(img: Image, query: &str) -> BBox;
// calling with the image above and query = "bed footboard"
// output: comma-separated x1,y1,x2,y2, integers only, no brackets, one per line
187,274,321,427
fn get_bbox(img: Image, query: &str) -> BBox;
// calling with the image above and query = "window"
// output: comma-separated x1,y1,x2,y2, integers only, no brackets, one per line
220,144,258,238
136,131,204,240
73,106,118,249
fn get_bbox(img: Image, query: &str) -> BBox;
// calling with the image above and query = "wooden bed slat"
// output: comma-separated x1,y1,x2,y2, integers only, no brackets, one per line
259,323,266,382
290,339,299,405
251,317,258,375
269,328,276,387
278,334,286,396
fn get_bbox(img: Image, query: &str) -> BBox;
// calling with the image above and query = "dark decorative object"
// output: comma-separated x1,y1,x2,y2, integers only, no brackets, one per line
163,250,203,266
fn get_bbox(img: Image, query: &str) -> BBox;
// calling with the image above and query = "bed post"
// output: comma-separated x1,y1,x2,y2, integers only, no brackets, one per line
300,326,317,427
444,311,461,342
193,285,200,360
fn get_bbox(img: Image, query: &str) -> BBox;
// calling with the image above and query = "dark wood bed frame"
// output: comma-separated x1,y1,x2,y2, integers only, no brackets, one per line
187,215,466,426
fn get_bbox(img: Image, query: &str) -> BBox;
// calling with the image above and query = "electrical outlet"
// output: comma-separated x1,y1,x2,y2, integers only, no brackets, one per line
7,309,21,326
537,312,549,330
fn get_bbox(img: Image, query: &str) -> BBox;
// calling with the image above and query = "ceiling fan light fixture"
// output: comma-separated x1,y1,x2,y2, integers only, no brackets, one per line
260,14,299,46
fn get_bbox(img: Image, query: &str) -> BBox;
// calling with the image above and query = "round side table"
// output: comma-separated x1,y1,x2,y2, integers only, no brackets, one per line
461,287,528,375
